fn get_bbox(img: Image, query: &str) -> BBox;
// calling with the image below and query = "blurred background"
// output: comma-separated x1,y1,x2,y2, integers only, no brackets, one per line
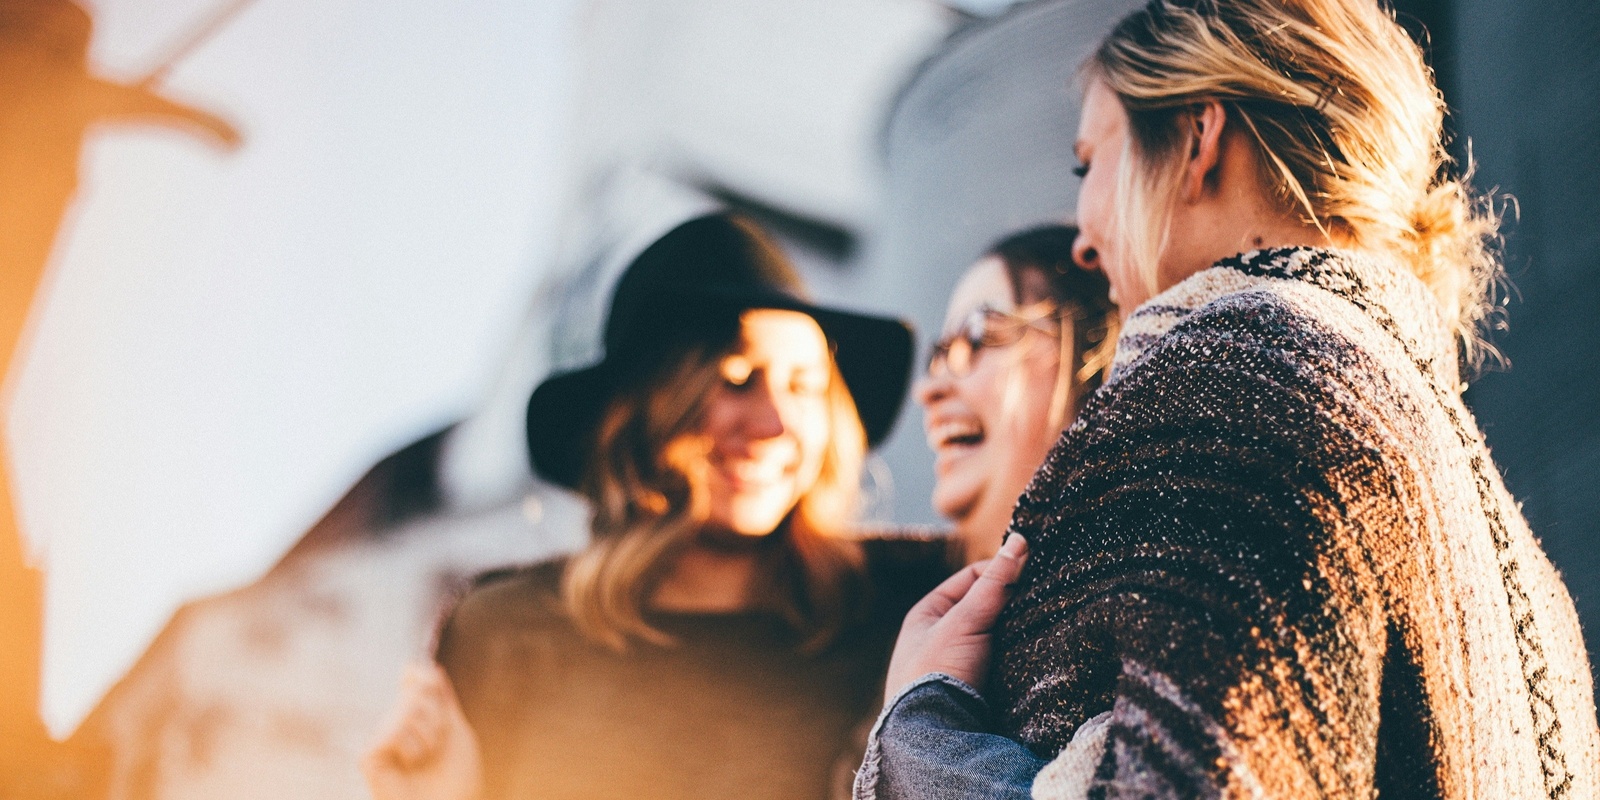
0,0,1594,797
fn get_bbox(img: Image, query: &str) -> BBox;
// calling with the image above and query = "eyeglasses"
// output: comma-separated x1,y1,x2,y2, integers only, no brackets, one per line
926,303,1062,379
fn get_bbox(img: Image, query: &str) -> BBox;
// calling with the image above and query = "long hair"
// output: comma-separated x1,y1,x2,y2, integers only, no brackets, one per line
562,336,868,653
1087,0,1503,370
990,224,1121,428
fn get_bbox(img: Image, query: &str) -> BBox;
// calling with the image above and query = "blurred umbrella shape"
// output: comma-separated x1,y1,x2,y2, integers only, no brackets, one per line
0,0,241,767
4,0,575,737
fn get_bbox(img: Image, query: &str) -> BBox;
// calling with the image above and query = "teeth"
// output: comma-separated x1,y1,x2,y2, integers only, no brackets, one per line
926,420,984,449
726,459,787,484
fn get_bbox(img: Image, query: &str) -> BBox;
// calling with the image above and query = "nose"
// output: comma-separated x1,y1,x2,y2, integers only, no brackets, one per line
1072,236,1101,273
914,367,953,410
742,378,789,441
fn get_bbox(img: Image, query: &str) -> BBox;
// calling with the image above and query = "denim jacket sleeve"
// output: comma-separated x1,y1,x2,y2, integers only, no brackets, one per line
851,673,1045,800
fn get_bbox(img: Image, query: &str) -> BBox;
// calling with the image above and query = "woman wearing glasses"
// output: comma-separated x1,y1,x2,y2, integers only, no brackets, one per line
917,225,1116,565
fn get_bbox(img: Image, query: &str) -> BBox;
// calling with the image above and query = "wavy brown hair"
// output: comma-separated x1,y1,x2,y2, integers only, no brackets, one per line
562,333,869,653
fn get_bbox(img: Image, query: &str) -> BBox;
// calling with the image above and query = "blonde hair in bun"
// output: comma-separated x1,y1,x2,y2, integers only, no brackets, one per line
1089,0,1503,369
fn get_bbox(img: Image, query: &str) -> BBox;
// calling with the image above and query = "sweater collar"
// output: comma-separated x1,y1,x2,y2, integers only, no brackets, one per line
1108,247,1459,390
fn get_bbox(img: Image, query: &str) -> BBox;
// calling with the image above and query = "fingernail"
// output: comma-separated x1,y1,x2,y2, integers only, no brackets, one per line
1000,533,1028,558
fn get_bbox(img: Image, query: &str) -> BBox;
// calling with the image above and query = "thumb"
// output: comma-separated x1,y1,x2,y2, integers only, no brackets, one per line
945,534,1027,629
985,532,1027,584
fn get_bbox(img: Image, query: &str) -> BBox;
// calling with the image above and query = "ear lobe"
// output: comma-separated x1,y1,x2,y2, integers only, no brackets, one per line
1181,99,1228,202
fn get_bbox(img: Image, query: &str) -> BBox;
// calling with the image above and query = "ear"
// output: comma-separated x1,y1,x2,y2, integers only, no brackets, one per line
1180,99,1228,202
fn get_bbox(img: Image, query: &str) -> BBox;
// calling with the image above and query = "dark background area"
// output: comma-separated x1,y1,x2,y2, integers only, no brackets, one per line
1397,0,1600,682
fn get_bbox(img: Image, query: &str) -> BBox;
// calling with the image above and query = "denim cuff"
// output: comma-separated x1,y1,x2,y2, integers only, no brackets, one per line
851,673,992,800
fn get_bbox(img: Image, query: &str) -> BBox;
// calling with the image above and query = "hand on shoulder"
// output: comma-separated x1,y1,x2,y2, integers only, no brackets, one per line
883,534,1028,702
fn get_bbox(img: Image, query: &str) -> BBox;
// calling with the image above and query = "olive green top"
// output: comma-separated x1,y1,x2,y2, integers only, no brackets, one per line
437,537,952,800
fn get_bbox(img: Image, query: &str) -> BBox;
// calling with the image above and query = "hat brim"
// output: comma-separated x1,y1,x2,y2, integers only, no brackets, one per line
526,290,913,489
525,363,618,490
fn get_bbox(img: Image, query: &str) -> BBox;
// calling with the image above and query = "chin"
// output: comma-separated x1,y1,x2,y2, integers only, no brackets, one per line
726,522,780,538
719,503,795,537
930,484,979,528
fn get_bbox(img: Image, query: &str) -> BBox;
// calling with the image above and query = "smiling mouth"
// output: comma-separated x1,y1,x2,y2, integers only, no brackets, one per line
927,420,985,450
717,459,792,488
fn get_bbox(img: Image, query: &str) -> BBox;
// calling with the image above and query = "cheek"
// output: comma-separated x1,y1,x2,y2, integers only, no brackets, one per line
957,364,1008,425
698,392,737,443
791,402,833,475
1076,158,1121,255
1077,172,1105,229
1003,357,1061,441
1076,179,1098,226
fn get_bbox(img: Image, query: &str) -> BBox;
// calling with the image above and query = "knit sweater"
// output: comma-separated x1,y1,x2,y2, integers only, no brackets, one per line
995,248,1599,799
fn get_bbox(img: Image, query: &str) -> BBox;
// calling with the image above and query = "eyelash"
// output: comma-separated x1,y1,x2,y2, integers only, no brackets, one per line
1072,164,1089,178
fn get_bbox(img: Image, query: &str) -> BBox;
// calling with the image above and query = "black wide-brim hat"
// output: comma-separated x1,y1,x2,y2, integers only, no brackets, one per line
526,213,915,489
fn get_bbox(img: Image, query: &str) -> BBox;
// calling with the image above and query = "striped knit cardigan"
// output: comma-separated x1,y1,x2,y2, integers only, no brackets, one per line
995,248,1599,799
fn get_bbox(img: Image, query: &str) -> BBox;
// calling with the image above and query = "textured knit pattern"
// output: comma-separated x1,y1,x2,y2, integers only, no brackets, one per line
996,248,1599,800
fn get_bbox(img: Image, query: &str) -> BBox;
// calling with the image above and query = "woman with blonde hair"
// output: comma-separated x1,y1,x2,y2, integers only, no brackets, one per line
861,1,1600,798
364,213,950,800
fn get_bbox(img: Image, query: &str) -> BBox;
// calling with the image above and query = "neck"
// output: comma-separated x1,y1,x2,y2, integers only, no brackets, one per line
1163,209,1334,294
957,480,1029,563
1161,126,1339,291
649,536,766,613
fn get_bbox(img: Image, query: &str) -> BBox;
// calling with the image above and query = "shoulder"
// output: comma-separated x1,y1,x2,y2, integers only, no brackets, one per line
1012,264,1425,578
459,558,565,612
435,560,585,735
437,559,571,658
1072,306,1333,475
1036,286,1390,515
1152,286,1356,378
1119,248,1434,399
1017,256,1417,541
1090,272,1392,448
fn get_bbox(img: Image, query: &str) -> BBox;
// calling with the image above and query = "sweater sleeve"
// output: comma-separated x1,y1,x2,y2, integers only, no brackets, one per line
997,299,1403,798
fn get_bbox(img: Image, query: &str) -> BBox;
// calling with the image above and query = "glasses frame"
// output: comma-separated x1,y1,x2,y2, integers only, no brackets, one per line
926,301,1064,379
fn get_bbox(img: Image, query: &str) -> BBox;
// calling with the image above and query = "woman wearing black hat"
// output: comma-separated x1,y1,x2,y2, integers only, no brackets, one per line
364,213,951,800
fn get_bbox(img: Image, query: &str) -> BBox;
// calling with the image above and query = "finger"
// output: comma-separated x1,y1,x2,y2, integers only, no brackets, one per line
365,716,418,774
983,533,1027,586
908,559,989,620
412,682,454,754
371,662,449,768
395,720,431,768
404,661,449,695
408,662,477,768
360,734,394,775
425,662,468,712
944,535,1028,629
426,666,476,749
369,693,419,759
